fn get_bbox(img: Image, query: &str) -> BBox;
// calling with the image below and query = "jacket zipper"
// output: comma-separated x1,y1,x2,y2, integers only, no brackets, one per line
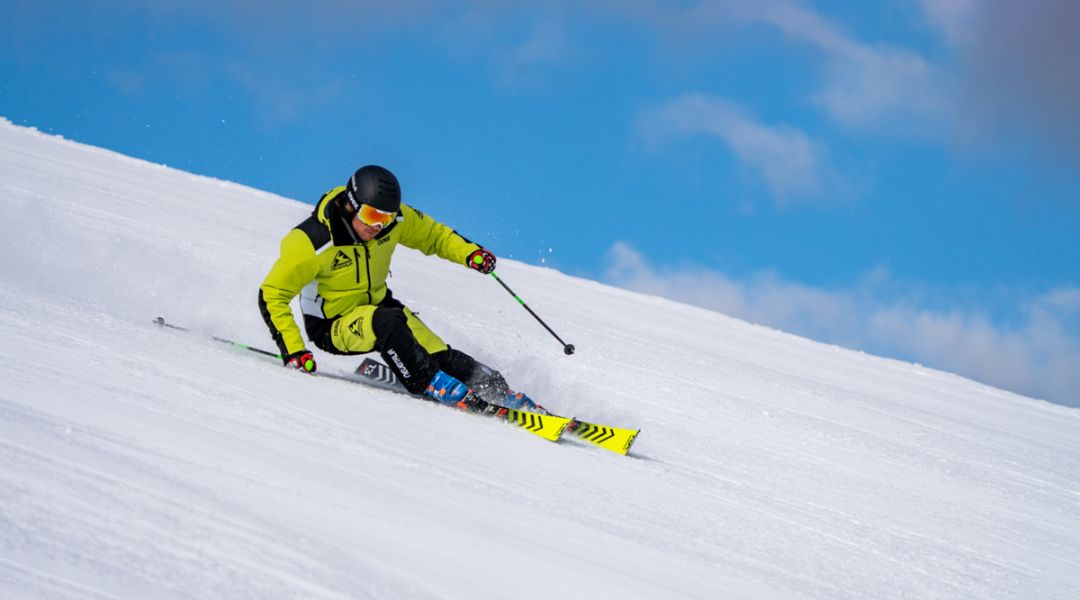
354,246,373,305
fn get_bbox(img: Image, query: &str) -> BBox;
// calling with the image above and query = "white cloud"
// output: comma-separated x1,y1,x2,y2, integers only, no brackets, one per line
601,1,949,131
1038,288,1080,316
639,94,832,203
747,1,948,131
603,241,1080,407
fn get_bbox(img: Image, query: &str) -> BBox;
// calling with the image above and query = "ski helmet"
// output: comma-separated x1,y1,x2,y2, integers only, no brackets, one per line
345,165,401,214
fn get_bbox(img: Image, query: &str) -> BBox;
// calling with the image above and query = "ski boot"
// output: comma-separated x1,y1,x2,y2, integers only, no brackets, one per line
426,370,500,415
426,370,473,405
501,391,546,414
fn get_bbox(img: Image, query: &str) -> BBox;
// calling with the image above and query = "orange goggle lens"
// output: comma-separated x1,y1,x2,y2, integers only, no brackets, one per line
356,204,396,228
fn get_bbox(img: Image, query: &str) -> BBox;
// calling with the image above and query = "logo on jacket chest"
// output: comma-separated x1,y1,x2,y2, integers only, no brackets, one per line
331,250,353,270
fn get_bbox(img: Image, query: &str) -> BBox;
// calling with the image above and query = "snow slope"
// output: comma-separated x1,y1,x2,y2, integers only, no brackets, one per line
2,118,1079,599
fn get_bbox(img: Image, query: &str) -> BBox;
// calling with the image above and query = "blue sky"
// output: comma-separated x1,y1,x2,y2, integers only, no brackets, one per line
3,0,1078,406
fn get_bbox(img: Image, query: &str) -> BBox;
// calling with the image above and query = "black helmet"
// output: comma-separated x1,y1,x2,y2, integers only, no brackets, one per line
345,165,401,214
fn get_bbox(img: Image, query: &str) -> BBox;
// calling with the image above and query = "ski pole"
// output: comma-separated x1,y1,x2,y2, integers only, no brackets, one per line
153,317,282,359
488,272,575,355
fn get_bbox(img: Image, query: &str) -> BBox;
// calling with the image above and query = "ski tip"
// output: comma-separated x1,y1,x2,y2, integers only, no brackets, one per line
622,429,641,455
567,420,640,455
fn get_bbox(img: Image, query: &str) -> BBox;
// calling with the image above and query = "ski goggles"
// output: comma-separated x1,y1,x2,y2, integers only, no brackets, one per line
354,203,396,228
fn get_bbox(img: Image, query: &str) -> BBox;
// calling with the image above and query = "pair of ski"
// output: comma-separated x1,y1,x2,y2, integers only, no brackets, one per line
153,317,639,455
350,358,640,456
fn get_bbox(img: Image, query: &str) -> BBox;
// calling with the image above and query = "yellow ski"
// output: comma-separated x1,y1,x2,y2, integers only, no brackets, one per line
501,408,572,442
155,324,626,449
567,420,640,455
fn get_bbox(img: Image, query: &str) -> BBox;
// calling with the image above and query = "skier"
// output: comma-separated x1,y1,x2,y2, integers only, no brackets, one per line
258,165,538,412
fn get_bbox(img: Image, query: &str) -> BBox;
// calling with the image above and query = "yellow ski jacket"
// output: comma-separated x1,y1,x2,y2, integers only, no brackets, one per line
258,186,481,356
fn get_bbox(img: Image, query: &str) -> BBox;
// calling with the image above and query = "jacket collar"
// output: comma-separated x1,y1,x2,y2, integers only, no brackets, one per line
317,187,398,246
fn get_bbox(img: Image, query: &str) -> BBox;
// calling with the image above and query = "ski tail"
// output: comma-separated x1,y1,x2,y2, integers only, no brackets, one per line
356,358,407,393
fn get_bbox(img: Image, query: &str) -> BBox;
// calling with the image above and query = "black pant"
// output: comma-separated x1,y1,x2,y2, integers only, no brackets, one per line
305,294,510,398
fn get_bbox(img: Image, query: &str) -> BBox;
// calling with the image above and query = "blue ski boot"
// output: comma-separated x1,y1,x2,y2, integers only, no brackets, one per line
426,370,472,405
426,370,500,415
501,391,544,413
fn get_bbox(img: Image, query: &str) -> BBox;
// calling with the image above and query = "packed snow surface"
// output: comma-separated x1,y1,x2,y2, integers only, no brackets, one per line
2,118,1079,599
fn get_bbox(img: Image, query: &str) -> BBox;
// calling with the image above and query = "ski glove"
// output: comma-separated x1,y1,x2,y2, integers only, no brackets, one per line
467,248,496,274
283,349,317,373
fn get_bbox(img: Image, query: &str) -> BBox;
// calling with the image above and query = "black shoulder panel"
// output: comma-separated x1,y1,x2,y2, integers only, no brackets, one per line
294,215,331,250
